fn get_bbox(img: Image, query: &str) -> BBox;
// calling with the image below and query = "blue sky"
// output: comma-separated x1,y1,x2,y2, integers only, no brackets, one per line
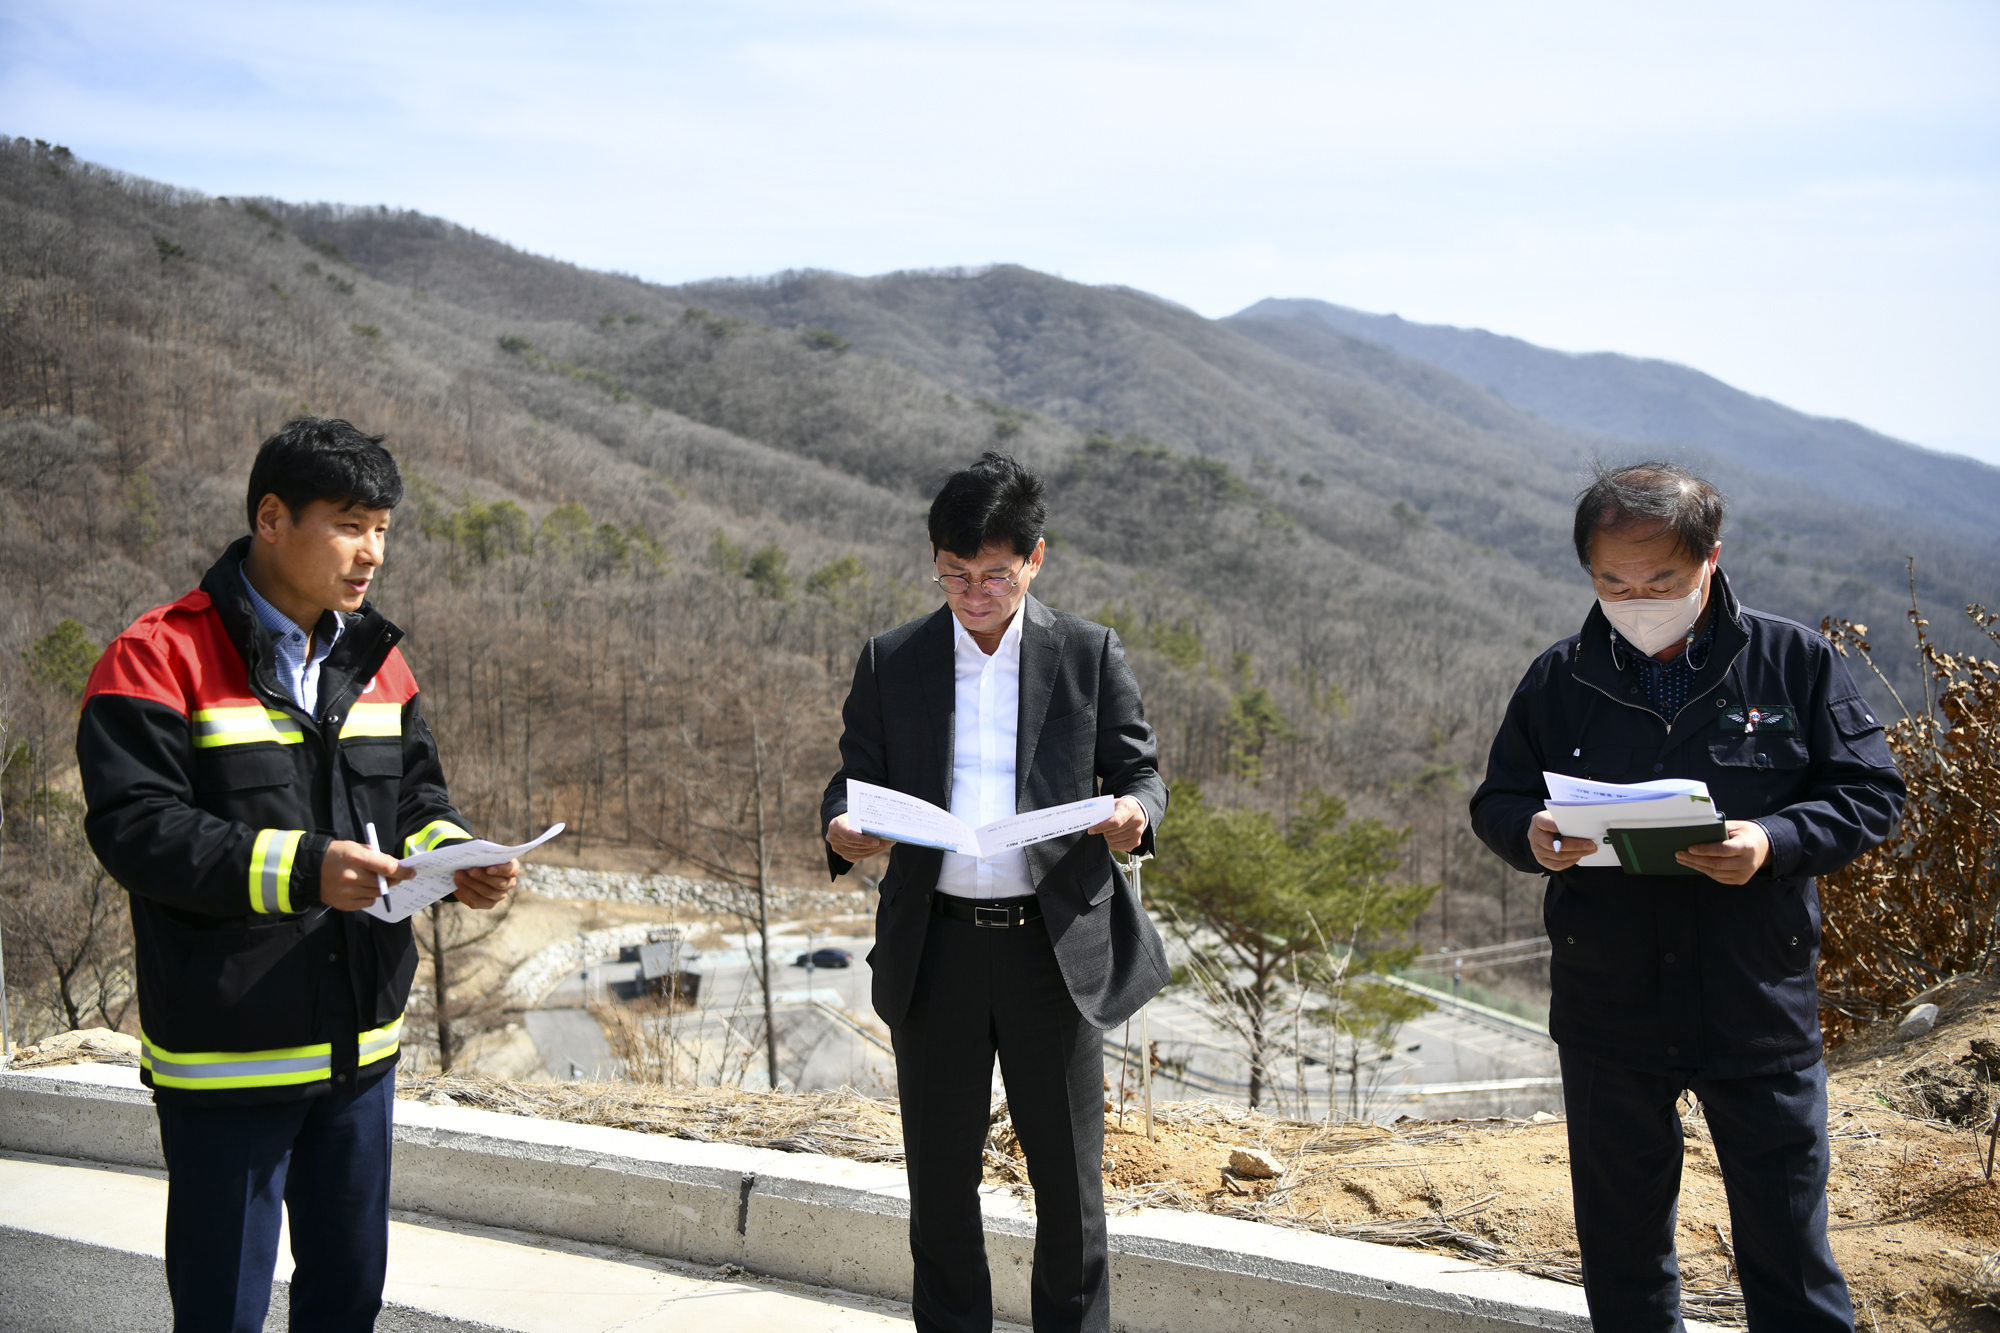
6,0,1997,463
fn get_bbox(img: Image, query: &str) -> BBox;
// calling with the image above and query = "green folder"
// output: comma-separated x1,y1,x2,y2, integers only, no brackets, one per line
1606,822,1727,875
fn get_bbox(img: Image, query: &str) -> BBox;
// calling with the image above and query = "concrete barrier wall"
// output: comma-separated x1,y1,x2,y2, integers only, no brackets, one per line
0,1064,1647,1332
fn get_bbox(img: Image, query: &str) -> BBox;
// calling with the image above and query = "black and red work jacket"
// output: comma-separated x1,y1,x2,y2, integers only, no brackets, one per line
77,537,471,1106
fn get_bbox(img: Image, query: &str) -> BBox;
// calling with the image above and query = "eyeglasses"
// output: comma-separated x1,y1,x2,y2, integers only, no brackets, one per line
934,568,1022,597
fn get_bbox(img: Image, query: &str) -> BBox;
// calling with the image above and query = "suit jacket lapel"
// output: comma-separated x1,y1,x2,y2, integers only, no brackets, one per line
915,606,957,806
1016,597,1062,808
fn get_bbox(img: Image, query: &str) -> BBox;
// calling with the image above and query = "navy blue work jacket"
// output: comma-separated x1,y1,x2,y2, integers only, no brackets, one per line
1469,569,1904,1078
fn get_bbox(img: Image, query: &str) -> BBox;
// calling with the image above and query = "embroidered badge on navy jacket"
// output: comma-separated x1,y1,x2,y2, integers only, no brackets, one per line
1719,705,1796,734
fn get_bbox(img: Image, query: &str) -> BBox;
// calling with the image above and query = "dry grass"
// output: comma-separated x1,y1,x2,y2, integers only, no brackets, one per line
396,1072,908,1161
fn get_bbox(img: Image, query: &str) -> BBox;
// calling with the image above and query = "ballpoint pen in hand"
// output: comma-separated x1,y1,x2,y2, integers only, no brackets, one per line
365,822,389,901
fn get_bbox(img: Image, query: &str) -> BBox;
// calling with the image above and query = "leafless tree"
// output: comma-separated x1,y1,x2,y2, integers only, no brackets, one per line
414,895,514,1073
651,660,825,1092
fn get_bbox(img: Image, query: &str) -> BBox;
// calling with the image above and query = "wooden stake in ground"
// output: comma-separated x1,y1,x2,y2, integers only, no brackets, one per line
1119,1017,1131,1125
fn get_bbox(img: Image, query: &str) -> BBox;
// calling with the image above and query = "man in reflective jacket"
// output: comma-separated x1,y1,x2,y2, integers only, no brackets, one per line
1470,461,1903,1332
76,418,518,1332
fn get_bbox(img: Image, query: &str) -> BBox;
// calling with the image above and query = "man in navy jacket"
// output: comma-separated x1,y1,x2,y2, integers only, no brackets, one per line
1471,462,1902,1332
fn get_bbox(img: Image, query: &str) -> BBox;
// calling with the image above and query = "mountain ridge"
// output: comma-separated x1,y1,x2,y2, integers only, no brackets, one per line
1230,297,2000,550
5,138,1995,977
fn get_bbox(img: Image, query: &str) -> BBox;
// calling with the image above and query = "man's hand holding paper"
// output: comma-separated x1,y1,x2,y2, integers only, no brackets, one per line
361,824,562,922
1085,795,1149,853
1538,772,1731,876
1529,810,1596,872
826,812,893,861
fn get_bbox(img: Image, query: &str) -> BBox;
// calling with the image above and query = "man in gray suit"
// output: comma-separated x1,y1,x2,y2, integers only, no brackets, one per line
822,452,1170,1333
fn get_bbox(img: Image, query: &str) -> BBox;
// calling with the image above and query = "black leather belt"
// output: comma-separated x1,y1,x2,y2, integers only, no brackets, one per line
934,895,1042,928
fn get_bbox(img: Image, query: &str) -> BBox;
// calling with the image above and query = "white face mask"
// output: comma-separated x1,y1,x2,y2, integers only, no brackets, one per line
1599,569,1707,656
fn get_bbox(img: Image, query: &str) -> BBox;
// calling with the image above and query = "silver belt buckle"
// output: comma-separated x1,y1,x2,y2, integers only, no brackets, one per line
973,903,1013,928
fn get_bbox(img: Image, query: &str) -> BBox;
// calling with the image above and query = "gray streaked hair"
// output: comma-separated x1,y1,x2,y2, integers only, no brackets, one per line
1572,461,1727,567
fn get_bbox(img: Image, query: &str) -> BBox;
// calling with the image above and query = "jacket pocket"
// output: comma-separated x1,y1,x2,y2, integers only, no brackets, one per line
1829,695,1895,768
1708,735,1811,772
195,746,294,793
1544,876,1655,1006
146,910,325,1051
343,740,405,847
342,741,403,779
1708,883,1821,1050
1042,707,1096,732
1085,861,1119,906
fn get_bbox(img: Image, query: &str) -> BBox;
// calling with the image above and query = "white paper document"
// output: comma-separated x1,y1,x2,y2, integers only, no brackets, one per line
1540,773,1720,867
362,823,566,923
846,779,1115,858
1543,773,1711,806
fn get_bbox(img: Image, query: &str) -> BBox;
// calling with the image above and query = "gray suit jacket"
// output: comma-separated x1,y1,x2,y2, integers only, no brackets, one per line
821,597,1171,1031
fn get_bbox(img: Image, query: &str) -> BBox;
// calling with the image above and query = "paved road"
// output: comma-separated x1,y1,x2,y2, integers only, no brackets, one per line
1127,982,1560,1122
531,931,896,1094
0,1152,977,1333
523,1008,620,1081
544,925,1558,1120
1,1226,511,1333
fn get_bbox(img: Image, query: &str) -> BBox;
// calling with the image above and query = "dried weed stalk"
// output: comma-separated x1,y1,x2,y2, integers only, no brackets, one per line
1819,581,2000,1046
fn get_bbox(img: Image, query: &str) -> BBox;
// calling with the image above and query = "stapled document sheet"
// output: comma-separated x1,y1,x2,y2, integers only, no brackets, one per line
362,823,565,923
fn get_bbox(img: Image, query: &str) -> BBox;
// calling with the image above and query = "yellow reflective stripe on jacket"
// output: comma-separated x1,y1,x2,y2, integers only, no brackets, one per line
193,706,303,748
140,1015,405,1091
340,701,403,740
404,819,471,857
359,1014,403,1067
249,829,305,914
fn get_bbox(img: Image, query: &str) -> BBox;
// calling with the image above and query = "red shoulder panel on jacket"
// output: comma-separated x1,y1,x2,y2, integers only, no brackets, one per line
83,590,228,717
361,647,420,705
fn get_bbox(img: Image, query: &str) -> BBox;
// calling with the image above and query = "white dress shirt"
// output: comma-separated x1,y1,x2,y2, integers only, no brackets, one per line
936,605,1036,900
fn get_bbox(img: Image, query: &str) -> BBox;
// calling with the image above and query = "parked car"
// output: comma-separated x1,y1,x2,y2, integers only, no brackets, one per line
793,947,853,969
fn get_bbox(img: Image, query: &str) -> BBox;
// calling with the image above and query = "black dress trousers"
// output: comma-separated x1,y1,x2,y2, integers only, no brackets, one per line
1560,1045,1854,1332
892,905,1109,1333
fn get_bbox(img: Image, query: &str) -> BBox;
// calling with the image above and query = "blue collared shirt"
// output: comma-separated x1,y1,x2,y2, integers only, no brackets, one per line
240,569,343,712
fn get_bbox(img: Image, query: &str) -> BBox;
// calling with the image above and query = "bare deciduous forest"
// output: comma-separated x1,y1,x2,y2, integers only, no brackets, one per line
3,136,1995,1049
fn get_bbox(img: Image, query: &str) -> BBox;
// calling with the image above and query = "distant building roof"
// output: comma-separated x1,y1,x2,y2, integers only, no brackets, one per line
638,940,696,980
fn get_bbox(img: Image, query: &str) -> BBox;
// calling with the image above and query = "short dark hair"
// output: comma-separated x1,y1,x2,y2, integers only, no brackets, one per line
1573,460,1726,567
245,417,403,530
928,452,1047,558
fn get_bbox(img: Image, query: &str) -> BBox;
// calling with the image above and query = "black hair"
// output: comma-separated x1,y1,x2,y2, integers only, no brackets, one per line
927,452,1048,558
245,417,403,530
1572,460,1726,567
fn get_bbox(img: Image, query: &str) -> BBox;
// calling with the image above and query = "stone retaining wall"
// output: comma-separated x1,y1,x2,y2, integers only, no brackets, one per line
521,865,871,916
